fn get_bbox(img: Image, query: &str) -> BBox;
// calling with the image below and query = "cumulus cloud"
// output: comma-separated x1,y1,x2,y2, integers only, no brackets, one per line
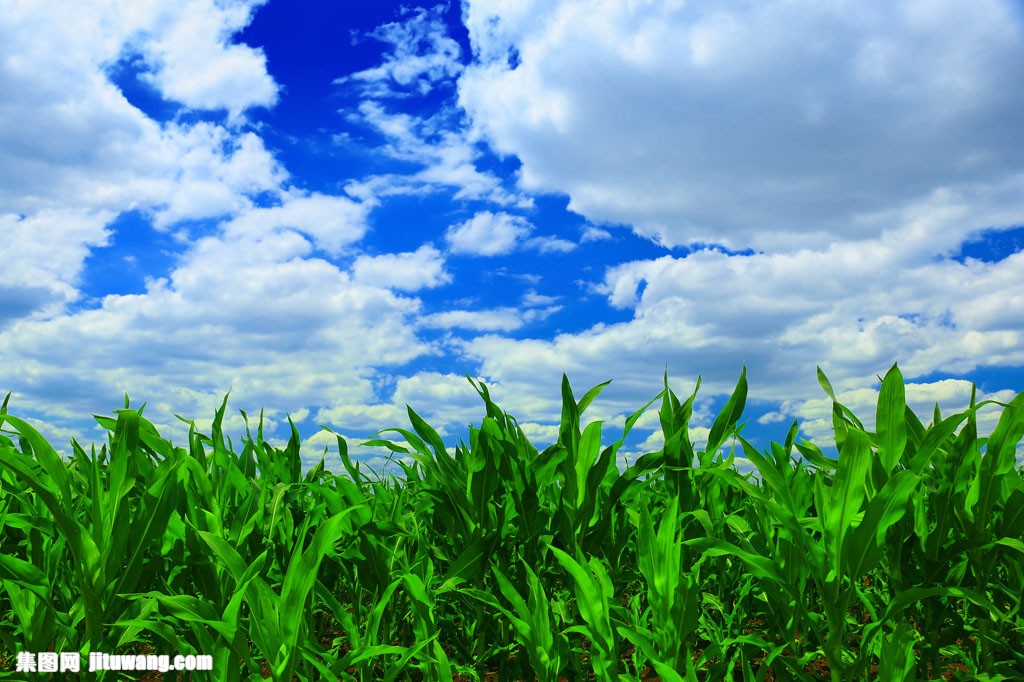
151,124,287,228
352,244,452,291
459,0,1024,251
418,298,561,332
453,224,1024,449
134,0,278,119
522,290,560,307
0,213,432,449
0,210,115,321
221,191,371,256
445,211,532,256
0,0,287,324
442,211,575,257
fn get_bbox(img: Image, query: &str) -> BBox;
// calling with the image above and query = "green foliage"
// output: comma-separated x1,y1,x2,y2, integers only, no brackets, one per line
0,363,1022,680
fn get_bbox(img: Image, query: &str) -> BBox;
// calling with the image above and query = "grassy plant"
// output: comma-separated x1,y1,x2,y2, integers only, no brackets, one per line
1,364,1022,681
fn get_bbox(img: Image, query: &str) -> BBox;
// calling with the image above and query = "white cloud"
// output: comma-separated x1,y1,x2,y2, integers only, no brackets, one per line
313,402,411,440
635,425,712,461
517,422,561,449
445,211,532,256
392,371,482,408
135,0,278,119
221,191,370,256
0,210,115,321
298,432,416,481
459,0,1024,251
388,371,493,433
2,1,276,126
151,124,287,228
352,244,451,291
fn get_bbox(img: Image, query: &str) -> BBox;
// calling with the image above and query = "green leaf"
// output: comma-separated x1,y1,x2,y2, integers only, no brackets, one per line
407,405,449,460
436,534,495,593
826,428,871,580
842,469,919,580
578,379,612,415
0,414,72,503
706,366,748,457
875,363,907,474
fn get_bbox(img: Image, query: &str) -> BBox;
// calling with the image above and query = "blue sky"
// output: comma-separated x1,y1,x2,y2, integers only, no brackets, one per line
2,0,1023,476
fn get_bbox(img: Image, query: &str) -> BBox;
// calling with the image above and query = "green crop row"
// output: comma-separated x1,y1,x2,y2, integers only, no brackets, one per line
0,363,1021,681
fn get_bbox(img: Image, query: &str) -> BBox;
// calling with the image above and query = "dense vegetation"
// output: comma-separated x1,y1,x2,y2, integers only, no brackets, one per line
0,364,1022,681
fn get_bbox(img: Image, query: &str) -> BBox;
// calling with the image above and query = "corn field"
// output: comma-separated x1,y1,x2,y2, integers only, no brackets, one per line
1,363,1022,681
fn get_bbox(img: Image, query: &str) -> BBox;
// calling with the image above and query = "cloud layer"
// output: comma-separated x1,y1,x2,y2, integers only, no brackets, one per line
460,0,1024,251
1,0,1021,474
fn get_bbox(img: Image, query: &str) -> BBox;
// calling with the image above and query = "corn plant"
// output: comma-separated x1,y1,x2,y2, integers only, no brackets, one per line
1,362,1021,681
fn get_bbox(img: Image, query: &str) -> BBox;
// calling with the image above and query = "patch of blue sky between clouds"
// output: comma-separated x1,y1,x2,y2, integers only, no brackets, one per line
73,210,192,310
952,225,1024,264
105,55,183,125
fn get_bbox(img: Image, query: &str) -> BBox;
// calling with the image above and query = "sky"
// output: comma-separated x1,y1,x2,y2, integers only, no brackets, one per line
2,0,1023,478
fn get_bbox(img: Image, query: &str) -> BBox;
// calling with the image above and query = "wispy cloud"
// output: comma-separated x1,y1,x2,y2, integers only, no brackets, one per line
526,235,576,254
419,301,562,332
341,5,464,97
340,103,521,206
420,308,525,332
580,226,613,243
336,8,528,207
